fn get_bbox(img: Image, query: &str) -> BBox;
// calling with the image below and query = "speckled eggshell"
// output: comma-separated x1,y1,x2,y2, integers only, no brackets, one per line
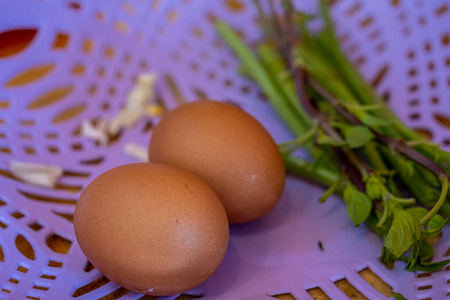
74,163,229,296
149,100,286,224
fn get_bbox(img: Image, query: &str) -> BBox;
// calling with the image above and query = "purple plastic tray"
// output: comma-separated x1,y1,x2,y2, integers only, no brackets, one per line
1,0,450,299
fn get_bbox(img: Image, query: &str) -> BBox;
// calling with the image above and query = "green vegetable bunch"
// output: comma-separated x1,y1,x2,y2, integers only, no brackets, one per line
217,0,450,271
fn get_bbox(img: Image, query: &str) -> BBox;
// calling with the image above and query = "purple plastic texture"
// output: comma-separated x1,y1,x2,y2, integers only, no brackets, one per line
1,0,450,299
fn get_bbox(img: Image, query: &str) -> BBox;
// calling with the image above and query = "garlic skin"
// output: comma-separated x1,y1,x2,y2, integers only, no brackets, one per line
10,160,63,187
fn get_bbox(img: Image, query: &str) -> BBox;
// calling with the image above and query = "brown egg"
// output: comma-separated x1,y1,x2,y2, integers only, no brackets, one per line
74,163,229,296
149,100,285,223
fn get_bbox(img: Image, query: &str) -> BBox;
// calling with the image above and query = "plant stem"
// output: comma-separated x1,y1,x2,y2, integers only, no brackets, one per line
257,44,312,130
376,198,389,228
421,175,449,226
311,78,450,182
279,122,318,153
283,154,339,187
216,21,305,136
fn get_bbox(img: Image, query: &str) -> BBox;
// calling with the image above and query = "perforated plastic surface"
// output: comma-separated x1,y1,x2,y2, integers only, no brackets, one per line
1,0,450,299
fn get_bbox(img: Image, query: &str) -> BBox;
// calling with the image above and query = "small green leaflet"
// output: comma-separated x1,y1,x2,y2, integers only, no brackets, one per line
384,210,420,257
406,207,447,238
365,174,386,200
398,159,415,178
317,130,346,147
358,111,393,127
344,126,374,148
407,257,450,272
406,239,450,271
407,207,444,230
342,184,372,225
380,246,407,269
392,292,408,300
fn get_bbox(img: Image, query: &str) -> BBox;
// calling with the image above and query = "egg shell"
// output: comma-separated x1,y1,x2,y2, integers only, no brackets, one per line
149,100,286,223
74,163,229,296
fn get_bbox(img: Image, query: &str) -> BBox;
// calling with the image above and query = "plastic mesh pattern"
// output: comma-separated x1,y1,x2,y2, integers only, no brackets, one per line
1,0,450,299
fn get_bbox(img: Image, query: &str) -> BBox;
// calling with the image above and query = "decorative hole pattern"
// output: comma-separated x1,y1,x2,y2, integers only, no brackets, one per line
0,100,10,109
0,219,7,228
83,39,94,53
17,265,28,273
32,284,49,291
358,267,392,297
68,2,82,10
83,261,95,272
53,33,70,49
416,272,432,278
104,46,115,58
28,222,43,232
97,287,130,300
24,146,36,155
52,104,86,124
334,278,369,299
306,287,331,300
417,284,432,291
18,190,77,205
0,0,450,299
48,260,63,268
10,211,25,219
71,64,85,75
45,234,72,254
52,211,74,222
40,274,56,280
9,277,19,284
27,86,74,110
72,276,110,297
5,64,55,87
0,28,38,58
271,292,296,299
15,234,35,261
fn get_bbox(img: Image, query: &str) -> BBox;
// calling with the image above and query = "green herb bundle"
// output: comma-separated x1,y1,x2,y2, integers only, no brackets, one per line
217,0,450,271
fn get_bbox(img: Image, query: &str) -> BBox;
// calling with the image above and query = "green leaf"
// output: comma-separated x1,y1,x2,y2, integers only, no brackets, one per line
405,238,450,271
309,147,340,174
380,246,408,269
406,207,444,230
397,158,415,178
406,240,450,272
415,165,440,188
406,242,420,270
419,239,434,261
347,103,383,112
317,130,346,147
365,174,387,200
384,210,419,257
358,112,393,127
344,126,374,148
342,184,372,225
392,292,408,300
411,258,450,272
406,207,447,238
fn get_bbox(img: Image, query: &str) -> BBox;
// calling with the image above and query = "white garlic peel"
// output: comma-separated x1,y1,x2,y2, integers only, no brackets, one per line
108,73,158,135
124,143,149,162
81,119,108,145
10,160,63,187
